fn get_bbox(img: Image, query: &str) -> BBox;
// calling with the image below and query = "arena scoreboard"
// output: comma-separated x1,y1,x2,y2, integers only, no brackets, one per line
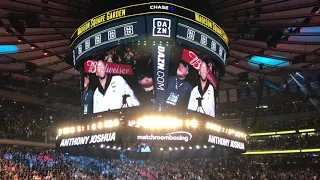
64,2,246,157
71,2,229,69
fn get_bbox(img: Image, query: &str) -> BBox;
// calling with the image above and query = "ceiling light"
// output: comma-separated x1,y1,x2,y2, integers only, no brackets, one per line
30,44,36,50
311,7,319,14
5,28,13,34
17,37,23,43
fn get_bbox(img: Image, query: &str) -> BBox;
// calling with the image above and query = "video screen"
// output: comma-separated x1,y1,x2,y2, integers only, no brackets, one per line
82,44,217,118
137,143,152,153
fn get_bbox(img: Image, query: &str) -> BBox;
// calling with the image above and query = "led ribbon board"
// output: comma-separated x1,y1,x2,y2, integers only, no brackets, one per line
72,16,146,66
71,2,228,46
71,3,229,68
177,20,227,65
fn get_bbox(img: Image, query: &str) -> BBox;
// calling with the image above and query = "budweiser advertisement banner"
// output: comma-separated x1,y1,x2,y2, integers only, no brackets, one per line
152,44,172,106
228,89,237,102
181,49,217,89
84,60,134,75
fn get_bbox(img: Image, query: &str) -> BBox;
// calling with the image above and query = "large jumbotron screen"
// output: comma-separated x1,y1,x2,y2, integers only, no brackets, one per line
82,45,220,118
71,2,229,119
59,3,248,156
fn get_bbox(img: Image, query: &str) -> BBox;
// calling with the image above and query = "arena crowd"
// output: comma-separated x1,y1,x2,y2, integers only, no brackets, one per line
218,101,316,119
1,99,320,179
0,145,320,180
247,133,320,150
0,98,78,142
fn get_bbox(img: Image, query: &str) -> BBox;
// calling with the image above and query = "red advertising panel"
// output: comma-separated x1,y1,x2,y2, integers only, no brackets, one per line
84,60,134,75
181,49,217,89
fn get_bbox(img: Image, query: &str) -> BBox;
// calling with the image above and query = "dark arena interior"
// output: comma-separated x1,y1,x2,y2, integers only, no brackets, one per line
0,0,320,179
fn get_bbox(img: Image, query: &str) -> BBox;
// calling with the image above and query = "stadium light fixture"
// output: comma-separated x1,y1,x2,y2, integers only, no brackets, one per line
77,126,81,132
175,147,178,150
92,123,97,130
243,150,300,155
98,122,103,129
160,148,163,151
277,130,296,135
127,147,131,150
196,145,200,149
5,28,13,34
108,120,113,127
203,145,207,148
113,146,116,149
299,129,315,133
17,37,23,43
63,127,70,135
301,149,320,153
106,146,110,148
181,146,184,150
130,120,136,126
211,145,215,148
189,146,192,149
113,119,120,126
118,147,121,150
100,144,104,148
30,44,36,50
191,120,198,128
70,127,75,134
104,121,108,128
169,147,172,151
58,129,62,135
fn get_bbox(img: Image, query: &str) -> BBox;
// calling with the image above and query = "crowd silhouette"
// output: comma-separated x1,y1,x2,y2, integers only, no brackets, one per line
0,98,320,179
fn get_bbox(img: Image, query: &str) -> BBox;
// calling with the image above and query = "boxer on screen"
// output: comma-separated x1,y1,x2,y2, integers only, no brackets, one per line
93,60,140,113
188,61,215,118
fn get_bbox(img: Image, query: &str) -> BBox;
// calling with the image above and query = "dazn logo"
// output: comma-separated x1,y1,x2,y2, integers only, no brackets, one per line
152,18,171,38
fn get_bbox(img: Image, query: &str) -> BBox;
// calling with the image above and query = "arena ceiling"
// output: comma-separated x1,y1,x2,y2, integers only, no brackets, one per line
0,0,319,92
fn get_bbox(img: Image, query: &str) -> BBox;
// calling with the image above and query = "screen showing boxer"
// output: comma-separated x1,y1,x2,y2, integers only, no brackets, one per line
81,45,216,118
